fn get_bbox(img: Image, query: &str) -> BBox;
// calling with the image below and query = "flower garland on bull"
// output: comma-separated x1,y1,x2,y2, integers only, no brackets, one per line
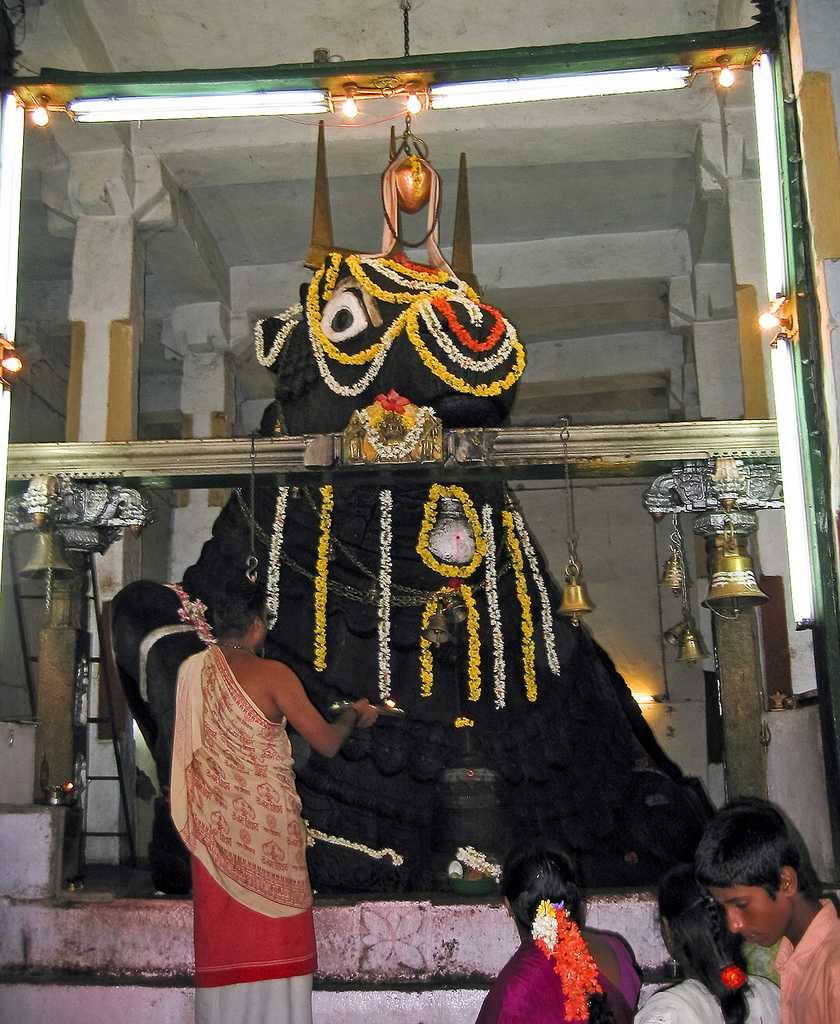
255,252,526,399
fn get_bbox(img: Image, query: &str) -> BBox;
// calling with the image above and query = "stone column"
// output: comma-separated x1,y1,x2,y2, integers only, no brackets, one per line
163,302,234,580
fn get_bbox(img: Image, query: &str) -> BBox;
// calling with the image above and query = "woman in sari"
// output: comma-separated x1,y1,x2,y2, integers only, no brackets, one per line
170,577,378,1024
477,840,641,1023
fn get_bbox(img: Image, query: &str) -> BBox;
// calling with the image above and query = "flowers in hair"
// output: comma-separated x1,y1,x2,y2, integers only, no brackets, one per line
455,845,501,880
720,965,748,990
167,583,215,645
378,489,393,700
531,900,603,1021
482,504,506,709
313,485,333,672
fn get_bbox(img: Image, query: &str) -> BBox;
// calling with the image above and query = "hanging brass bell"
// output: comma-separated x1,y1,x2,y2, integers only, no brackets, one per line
19,531,75,578
663,621,687,646
676,624,709,664
422,612,452,647
446,592,468,625
558,566,595,625
702,545,768,616
659,550,685,594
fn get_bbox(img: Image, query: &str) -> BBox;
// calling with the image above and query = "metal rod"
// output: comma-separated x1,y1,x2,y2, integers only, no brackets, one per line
4,536,36,714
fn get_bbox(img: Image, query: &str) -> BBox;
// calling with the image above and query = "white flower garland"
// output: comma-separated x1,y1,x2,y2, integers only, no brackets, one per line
309,310,406,398
305,820,403,866
482,504,507,710
419,299,517,373
532,900,560,949
513,510,561,676
266,485,290,627
455,845,501,880
255,304,302,367
358,406,433,461
378,489,393,700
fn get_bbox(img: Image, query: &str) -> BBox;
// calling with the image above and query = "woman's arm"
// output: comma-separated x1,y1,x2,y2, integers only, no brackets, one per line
266,661,377,757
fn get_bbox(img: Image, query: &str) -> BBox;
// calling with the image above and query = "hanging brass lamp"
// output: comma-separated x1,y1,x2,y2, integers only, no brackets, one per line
702,522,768,617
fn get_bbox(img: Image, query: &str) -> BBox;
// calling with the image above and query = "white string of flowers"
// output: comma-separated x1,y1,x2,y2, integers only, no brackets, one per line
378,489,393,700
305,820,403,866
419,300,517,372
255,304,302,367
513,510,561,676
482,504,507,709
359,406,432,461
265,485,290,627
455,845,501,880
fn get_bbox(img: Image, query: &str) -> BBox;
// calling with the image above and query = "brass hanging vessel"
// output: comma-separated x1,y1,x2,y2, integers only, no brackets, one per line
19,531,74,578
702,523,769,617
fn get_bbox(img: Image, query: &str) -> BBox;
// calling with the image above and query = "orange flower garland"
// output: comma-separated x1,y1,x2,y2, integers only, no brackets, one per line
532,900,603,1022
431,296,506,352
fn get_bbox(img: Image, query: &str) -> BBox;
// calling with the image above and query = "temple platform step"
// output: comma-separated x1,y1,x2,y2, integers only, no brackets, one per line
0,889,668,1022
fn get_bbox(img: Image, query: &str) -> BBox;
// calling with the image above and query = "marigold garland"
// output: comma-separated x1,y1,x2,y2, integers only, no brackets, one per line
307,267,386,365
454,717,475,729
513,510,561,677
322,251,343,300
431,296,506,352
531,900,603,1022
416,484,486,578
313,484,334,672
502,510,537,702
419,594,439,697
460,583,482,702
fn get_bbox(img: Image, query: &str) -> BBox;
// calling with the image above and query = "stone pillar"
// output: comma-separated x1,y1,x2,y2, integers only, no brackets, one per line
163,302,234,580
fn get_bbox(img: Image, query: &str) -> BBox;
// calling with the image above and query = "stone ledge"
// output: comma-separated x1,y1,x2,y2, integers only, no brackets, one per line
0,889,666,983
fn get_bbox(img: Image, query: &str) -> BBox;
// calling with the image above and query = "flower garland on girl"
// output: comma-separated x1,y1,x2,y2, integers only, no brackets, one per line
531,900,603,1021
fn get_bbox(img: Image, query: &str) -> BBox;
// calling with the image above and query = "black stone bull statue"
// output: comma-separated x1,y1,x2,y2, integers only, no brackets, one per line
113,139,710,894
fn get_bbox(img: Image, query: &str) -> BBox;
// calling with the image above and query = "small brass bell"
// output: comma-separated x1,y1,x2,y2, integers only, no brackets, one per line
676,624,709,664
702,543,768,617
422,612,452,647
19,531,75,578
659,551,685,594
446,593,468,625
558,564,595,625
663,621,687,647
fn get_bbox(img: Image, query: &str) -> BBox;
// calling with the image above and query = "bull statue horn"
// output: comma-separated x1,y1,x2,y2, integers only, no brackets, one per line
305,120,335,269
451,152,481,295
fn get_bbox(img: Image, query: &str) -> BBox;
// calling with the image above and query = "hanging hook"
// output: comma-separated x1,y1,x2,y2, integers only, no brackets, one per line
246,432,258,583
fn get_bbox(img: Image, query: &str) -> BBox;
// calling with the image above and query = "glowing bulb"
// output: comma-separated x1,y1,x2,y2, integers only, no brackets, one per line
30,105,50,127
718,66,735,89
341,85,359,119
1,352,21,373
759,311,781,330
632,692,656,705
406,91,422,115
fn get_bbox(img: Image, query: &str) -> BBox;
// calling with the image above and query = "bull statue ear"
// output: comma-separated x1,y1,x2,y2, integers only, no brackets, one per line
451,151,481,296
305,121,335,270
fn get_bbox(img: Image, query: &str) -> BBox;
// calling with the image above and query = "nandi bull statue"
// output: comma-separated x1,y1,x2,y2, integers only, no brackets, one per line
113,123,709,895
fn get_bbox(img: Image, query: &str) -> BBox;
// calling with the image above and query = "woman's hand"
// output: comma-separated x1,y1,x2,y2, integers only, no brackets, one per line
351,698,379,729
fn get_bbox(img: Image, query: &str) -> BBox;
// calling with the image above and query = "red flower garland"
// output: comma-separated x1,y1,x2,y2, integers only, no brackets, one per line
720,964,748,990
533,905,603,1021
431,296,506,352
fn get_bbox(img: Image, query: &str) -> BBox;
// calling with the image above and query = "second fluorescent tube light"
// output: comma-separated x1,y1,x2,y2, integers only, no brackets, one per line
430,66,691,109
69,90,330,122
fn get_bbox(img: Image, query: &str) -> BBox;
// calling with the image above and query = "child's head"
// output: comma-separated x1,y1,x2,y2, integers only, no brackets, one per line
658,864,749,1024
502,839,584,938
694,798,820,946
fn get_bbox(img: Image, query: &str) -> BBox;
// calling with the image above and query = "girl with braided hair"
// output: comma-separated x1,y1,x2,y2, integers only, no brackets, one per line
635,864,779,1024
476,840,640,1023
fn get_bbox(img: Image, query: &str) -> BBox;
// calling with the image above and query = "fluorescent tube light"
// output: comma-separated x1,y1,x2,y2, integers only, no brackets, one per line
69,90,329,122
430,66,690,109
770,334,815,628
0,93,23,343
753,54,788,301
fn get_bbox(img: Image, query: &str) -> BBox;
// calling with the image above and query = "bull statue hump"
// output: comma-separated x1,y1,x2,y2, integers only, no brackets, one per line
113,126,709,895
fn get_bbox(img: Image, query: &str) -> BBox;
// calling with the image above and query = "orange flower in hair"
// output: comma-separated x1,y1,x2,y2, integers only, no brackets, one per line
720,964,748,990
532,900,603,1021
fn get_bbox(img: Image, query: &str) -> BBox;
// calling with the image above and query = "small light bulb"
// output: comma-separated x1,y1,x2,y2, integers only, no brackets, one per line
406,91,422,115
341,85,359,119
718,66,735,89
31,105,50,127
2,352,23,373
758,311,781,330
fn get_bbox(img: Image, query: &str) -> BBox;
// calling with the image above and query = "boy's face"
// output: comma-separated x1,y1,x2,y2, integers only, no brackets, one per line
708,879,794,946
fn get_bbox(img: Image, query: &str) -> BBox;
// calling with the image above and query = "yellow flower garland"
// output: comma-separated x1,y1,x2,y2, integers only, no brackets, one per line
313,484,334,672
419,594,439,697
405,305,526,398
461,583,482,702
416,484,486,578
502,510,537,702
322,252,342,300
307,268,386,365
454,717,475,729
